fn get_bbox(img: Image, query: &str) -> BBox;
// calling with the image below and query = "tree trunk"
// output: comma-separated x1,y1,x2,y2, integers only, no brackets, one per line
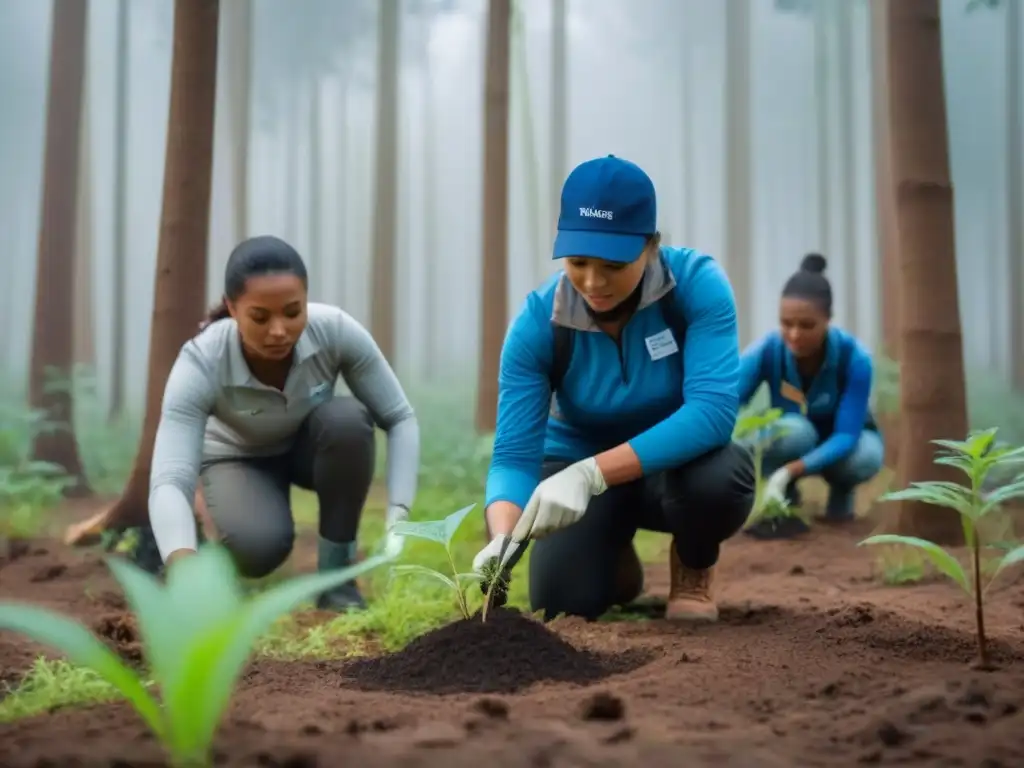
813,0,832,258
109,0,129,422
887,0,967,545
869,0,901,471
836,0,858,336
226,0,251,243
308,78,322,290
66,0,219,541
549,0,567,235
423,44,441,381
74,68,95,369
370,0,400,363
336,70,349,309
29,0,90,495
870,0,899,361
681,1,696,242
723,0,752,346
1006,0,1023,391
474,0,511,434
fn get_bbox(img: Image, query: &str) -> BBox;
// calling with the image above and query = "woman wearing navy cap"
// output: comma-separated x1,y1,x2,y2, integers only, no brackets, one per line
473,155,755,622
737,253,883,537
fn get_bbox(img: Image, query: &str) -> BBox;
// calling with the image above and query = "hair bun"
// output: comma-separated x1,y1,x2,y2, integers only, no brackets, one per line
800,253,827,274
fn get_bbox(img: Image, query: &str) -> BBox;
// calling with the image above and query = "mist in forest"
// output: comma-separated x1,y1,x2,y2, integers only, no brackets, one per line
0,0,1020,425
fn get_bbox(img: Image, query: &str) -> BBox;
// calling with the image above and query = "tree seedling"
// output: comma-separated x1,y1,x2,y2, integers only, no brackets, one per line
858,428,1024,670
734,408,807,538
389,503,510,622
0,544,392,767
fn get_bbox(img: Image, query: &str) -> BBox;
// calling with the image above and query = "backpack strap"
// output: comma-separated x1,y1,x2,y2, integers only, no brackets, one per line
548,288,685,394
550,322,574,393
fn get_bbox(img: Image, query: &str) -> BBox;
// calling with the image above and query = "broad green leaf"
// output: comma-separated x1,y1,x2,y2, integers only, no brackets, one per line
932,437,973,455
988,544,1024,586
858,534,970,594
391,562,458,592
443,503,477,544
880,483,974,517
390,518,449,544
173,553,392,764
980,478,1024,516
0,603,164,738
105,556,179,687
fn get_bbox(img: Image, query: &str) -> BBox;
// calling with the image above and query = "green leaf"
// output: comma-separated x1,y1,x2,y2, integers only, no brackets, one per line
989,544,1024,586
880,482,975,517
980,478,1024,516
175,552,391,762
442,503,477,544
0,603,165,738
858,534,971,594
391,562,458,592
390,519,450,545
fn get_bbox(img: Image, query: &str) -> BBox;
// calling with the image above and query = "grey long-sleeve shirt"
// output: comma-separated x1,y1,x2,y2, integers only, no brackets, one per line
148,302,419,560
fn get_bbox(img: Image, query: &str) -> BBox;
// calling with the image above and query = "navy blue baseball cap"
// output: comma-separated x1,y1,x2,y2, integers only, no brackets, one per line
553,155,657,263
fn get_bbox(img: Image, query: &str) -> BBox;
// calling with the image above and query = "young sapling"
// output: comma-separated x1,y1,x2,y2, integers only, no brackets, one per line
733,408,807,539
858,428,1024,670
0,544,392,767
390,503,511,622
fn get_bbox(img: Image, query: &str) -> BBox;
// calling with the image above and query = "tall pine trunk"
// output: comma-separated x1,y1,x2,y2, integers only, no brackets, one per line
723,0,752,346
474,0,511,434
886,0,967,544
29,0,90,496
65,0,219,543
109,0,129,421
370,0,400,363
1006,0,1023,391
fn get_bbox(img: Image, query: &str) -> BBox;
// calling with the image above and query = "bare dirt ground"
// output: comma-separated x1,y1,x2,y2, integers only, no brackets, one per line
1,502,1023,767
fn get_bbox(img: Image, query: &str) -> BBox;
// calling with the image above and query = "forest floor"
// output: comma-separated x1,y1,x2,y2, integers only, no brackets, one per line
1,478,1024,767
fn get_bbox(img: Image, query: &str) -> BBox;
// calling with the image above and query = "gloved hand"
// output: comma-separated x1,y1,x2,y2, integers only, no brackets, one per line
763,467,792,505
472,533,519,574
511,457,608,542
382,504,409,559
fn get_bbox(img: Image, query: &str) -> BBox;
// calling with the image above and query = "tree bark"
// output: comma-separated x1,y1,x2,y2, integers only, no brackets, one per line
370,0,400,363
475,0,511,434
226,0,251,244
308,79,322,288
74,67,96,369
109,0,129,421
29,0,90,495
1006,0,1023,391
887,0,967,545
723,0,753,346
66,0,218,542
836,0,858,336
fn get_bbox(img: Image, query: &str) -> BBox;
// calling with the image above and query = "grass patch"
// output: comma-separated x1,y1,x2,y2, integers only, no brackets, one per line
0,659,148,722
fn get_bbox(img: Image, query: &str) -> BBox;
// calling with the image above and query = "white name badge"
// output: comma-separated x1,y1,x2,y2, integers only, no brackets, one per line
644,328,679,361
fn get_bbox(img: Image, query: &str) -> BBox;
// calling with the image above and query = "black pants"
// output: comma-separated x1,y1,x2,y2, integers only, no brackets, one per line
526,442,755,620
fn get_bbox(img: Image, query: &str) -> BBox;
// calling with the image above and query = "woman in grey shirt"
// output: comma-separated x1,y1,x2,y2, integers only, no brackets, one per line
149,235,419,612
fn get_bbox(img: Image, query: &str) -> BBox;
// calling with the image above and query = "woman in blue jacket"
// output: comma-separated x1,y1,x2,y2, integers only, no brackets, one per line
737,254,883,536
473,155,756,623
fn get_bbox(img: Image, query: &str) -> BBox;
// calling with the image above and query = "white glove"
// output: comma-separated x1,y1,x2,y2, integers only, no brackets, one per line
472,533,520,574
763,467,792,504
511,457,608,543
382,504,409,559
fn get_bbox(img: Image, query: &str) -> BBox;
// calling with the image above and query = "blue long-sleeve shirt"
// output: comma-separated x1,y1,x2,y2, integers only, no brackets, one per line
485,246,740,510
736,326,874,475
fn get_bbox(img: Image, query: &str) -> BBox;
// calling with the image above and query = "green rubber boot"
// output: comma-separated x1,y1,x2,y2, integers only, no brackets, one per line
315,538,367,612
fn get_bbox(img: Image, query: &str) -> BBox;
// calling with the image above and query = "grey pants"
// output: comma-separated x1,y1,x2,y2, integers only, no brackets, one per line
201,396,376,578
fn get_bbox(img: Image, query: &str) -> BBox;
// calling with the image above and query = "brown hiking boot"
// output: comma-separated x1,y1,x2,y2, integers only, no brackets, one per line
665,540,718,622
612,542,644,606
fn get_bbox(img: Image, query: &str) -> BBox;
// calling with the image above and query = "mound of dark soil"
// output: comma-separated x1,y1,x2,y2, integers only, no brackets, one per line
338,607,647,695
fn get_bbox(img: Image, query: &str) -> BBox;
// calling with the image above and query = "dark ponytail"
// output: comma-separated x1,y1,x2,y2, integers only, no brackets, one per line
781,252,833,316
195,236,308,334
